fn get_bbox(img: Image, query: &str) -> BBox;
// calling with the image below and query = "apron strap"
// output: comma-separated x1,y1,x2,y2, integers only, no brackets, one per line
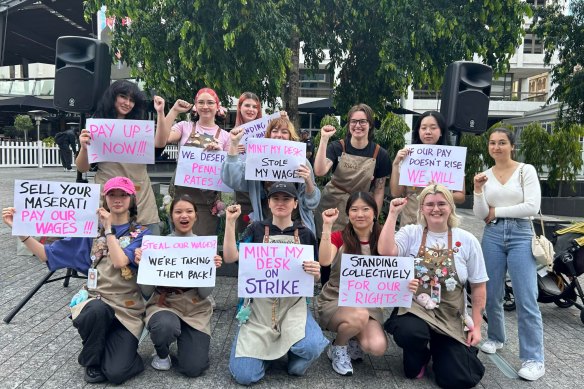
339,139,345,153
214,127,221,139
417,227,454,258
263,225,270,243
294,228,299,244
372,144,380,159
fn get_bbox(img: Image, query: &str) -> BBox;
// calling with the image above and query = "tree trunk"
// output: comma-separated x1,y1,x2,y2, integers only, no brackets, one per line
285,32,300,130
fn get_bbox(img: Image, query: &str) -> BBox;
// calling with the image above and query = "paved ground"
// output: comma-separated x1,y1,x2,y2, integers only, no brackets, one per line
1,167,583,388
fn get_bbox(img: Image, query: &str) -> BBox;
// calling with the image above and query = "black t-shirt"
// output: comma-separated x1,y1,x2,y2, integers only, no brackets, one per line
326,139,392,179
240,220,318,260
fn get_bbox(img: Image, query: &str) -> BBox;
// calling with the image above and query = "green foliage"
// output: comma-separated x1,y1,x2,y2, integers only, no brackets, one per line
375,112,408,157
532,1,584,124
42,136,56,147
546,122,584,194
460,132,488,193
13,115,33,141
313,115,344,187
519,122,550,175
1,126,17,139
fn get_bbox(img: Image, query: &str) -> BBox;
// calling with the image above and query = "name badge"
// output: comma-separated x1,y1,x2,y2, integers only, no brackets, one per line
431,282,441,304
87,268,98,290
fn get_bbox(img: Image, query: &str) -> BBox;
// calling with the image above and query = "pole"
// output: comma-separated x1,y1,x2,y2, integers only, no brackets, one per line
36,120,42,168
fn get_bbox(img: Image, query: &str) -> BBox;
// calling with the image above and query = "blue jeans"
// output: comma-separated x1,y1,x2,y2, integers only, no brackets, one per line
482,218,544,362
229,309,329,385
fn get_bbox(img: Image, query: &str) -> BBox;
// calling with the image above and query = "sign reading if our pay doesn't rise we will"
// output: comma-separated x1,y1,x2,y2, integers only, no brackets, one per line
86,118,155,164
12,180,101,237
137,235,218,287
398,144,467,191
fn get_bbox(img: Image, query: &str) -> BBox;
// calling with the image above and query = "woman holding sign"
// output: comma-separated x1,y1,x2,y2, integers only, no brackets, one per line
390,111,465,226
76,80,161,235
222,117,320,234
473,128,545,381
379,184,487,388
154,88,230,235
3,176,150,384
135,194,222,376
317,192,418,376
222,182,328,385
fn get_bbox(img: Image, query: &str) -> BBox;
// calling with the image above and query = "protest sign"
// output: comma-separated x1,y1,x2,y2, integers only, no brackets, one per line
244,138,306,183
12,180,100,237
339,254,414,308
240,112,282,145
86,118,155,164
137,235,217,287
238,243,314,298
174,148,233,192
398,144,467,191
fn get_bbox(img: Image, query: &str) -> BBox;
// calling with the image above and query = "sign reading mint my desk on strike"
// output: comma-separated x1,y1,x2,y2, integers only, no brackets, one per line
398,144,467,191
12,180,100,237
86,118,155,164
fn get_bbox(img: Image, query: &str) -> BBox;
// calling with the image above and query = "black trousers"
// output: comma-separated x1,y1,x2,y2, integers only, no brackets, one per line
391,313,485,389
59,147,72,169
72,299,144,384
148,310,210,377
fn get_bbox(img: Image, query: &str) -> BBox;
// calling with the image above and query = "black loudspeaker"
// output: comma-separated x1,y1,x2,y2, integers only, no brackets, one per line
54,37,111,113
440,61,493,134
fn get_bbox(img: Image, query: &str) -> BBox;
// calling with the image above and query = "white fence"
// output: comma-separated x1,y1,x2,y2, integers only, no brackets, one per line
0,141,180,167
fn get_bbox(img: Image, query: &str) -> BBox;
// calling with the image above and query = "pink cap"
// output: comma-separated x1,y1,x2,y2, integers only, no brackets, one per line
103,176,136,195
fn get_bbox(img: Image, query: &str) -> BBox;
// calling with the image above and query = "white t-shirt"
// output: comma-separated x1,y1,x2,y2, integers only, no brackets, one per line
395,224,489,285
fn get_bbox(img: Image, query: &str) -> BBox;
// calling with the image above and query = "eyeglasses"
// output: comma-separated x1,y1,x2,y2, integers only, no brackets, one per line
422,202,449,210
196,100,216,107
349,119,368,126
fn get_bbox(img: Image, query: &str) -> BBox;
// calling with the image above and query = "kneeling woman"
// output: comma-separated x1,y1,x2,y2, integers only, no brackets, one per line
379,184,488,389
2,177,150,384
223,182,329,385
317,192,418,376
137,194,222,376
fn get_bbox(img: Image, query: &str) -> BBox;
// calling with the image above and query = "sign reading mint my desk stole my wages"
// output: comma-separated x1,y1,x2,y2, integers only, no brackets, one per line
398,144,467,191
174,148,233,192
12,180,100,237
137,235,217,287
238,243,314,298
339,254,414,308
86,118,155,164
244,138,306,183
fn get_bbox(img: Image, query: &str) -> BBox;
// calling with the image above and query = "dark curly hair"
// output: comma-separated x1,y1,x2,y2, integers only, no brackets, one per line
93,80,146,120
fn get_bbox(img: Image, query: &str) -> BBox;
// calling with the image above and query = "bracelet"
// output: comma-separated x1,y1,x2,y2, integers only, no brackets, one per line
473,191,483,196
21,236,30,243
105,232,115,237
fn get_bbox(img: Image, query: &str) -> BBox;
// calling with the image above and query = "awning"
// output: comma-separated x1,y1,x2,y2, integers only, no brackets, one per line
0,95,58,112
298,98,336,115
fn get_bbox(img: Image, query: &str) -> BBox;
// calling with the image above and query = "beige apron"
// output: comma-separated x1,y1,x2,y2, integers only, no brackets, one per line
171,123,221,236
95,163,160,226
144,288,213,335
235,227,308,360
398,228,468,344
316,140,380,234
400,186,423,226
316,244,383,329
71,234,145,339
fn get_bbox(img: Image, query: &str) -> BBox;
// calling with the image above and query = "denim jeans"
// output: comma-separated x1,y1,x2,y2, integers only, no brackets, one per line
229,308,329,385
482,218,544,362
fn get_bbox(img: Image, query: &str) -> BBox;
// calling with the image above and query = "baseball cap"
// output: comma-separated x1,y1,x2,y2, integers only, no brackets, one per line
267,182,298,199
103,176,136,195
300,129,309,135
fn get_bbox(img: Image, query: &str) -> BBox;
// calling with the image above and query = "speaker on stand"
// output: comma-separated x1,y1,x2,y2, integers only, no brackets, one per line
440,61,493,146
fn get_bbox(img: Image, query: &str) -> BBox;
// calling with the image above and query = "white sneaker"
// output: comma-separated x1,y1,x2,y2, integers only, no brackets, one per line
327,344,353,376
518,360,545,381
151,355,171,370
347,338,365,361
480,340,504,354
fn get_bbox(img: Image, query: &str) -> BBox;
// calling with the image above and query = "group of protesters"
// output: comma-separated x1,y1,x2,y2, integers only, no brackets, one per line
1,79,546,387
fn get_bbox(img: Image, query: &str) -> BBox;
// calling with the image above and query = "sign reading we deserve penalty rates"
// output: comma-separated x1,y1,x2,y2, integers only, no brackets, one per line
399,144,467,191
137,235,217,287
339,254,414,308
86,118,155,164
244,138,306,183
174,148,233,192
12,180,100,237
238,243,314,298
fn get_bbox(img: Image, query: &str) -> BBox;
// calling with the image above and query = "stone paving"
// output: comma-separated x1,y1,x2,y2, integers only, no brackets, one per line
1,167,584,388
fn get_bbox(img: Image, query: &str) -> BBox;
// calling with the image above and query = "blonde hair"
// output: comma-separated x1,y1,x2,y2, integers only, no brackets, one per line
265,118,300,141
417,184,460,228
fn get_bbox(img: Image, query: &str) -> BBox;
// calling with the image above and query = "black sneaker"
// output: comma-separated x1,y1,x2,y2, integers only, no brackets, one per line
84,365,106,383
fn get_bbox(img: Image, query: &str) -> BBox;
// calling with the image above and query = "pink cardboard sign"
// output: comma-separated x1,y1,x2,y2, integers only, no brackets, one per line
86,118,155,164
240,111,282,146
174,147,233,192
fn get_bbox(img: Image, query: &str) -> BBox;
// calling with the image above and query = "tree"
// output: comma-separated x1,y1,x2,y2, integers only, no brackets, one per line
13,115,33,142
519,121,550,176
532,1,584,124
546,122,584,195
